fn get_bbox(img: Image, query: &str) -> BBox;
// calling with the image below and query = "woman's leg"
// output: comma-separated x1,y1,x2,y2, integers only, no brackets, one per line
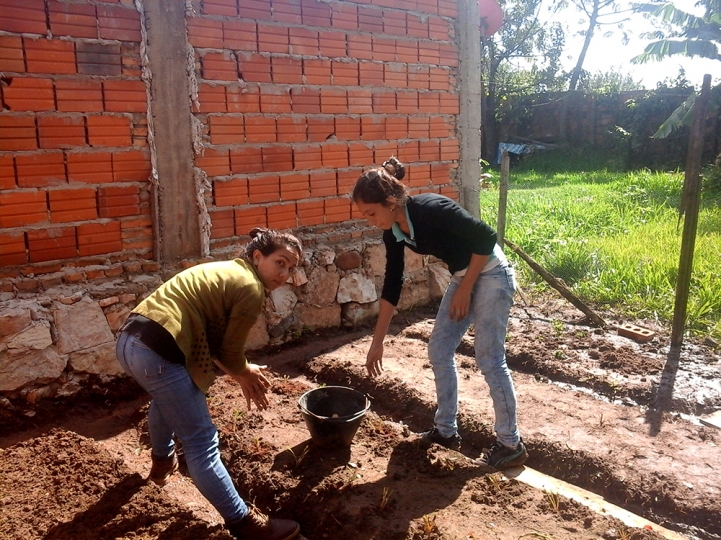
115,332,247,523
470,265,520,448
427,276,472,437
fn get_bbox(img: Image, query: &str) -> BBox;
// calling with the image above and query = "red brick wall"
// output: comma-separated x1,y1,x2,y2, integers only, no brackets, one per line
0,0,152,272
1,0,461,271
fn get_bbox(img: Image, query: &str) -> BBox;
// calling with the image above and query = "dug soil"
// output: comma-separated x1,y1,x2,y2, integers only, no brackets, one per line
1,292,719,540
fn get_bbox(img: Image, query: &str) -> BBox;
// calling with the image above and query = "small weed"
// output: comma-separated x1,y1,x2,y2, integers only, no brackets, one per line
486,472,505,492
598,414,605,428
552,319,564,336
575,330,587,338
553,350,566,360
545,490,561,513
421,513,438,536
287,445,310,467
379,487,392,512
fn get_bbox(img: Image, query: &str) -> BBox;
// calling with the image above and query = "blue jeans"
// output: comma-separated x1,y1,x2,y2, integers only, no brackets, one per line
427,264,520,448
115,331,247,523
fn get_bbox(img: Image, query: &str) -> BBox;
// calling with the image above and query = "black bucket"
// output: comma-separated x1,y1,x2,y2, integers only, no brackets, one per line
298,386,371,449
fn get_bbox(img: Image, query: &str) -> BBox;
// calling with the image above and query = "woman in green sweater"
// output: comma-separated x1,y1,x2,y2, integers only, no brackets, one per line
116,228,302,540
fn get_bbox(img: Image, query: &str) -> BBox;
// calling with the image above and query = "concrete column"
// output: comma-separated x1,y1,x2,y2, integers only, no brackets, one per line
142,0,201,261
456,0,483,219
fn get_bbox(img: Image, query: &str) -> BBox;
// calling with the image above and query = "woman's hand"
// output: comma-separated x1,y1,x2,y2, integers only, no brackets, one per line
366,340,384,377
449,286,472,321
234,363,271,410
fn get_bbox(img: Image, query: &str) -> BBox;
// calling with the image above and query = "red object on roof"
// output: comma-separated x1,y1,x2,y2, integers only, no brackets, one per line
478,0,503,36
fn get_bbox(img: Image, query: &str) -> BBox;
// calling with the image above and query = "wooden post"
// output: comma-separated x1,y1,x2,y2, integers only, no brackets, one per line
670,74,712,348
497,150,509,248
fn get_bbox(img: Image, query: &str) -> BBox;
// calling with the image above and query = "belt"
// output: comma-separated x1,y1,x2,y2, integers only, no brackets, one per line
120,313,186,365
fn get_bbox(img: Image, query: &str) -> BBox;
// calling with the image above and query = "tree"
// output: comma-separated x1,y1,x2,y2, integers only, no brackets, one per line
632,0,721,139
481,0,567,161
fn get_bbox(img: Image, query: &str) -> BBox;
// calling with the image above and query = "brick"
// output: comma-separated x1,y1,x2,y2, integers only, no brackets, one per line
209,209,234,238
335,117,361,141
78,221,122,256
302,0,331,26
372,90,396,113
337,169,357,195
385,117,408,140
384,64,407,88
291,87,320,114
431,162,453,186
27,227,76,262
262,146,293,172
0,155,15,189
289,27,319,56
0,191,47,228
408,116,430,138
99,185,140,217
419,140,441,161
320,88,347,114
419,92,441,114
324,198,350,223
214,177,248,207
86,115,132,147
397,40,419,64
267,202,297,229
430,67,450,91
373,37,396,62
321,142,348,168
297,200,324,226
440,138,460,160
419,41,441,64
209,115,244,145
439,184,458,199
382,9,406,36
196,84,227,113
347,34,372,61
112,150,151,181
224,21,257,51
373,142,398,164
361,117,385,141
230,147,262,174
331,60,358,86
309,170,336,197
67,152,114,184
407,65,430,90
407,14,429,39
277,117,307,143
49,0,98,39
430,116,454,138
319,31,346,58
347,89,373,114
56,80,104,112
248,174,279,203
235,206,267,234
440,93,460,114
271,56,303,85
98,5,142,42
258,25,289,54
417,0,439,15
24,38,76,75
202,52,238,81
2,78,55,112
0,231,27,266
238,53,271,84
438,0,457,18
331,3,358,31
358,6,383,31
360,62,384,87
408,163,431,187
0,36,25,73
188,17,224,49
348,142,374,167
260,87,292,114
16,153,66,188
39,116,87,149
104,80,146,113
272,0,302,24
397,140,420,163
227,85,260,113
307,117,334,142
238,0,272,20
280,172,310,201
77,42,122,76
397,90,418,113
202,0,237,17
196,148,230,177
439,43,458,67
121,43,142,78
293,144,322,171
245,117,276,143
303,58,331,85
0,0,47,35
49,187,98,222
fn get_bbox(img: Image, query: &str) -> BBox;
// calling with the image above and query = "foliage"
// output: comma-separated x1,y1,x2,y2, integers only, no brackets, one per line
575,70,644,94
480,150,721,341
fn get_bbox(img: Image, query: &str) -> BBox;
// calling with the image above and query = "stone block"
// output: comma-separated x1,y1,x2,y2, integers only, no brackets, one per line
0,306,32,339
69,341,123,375
54,297,115,354
296,303,341,330
337,273,378,304
342,300,379,326
0,347,67,392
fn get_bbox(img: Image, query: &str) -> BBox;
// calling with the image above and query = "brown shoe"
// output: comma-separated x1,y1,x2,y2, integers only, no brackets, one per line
226,506,300,540
148,452,178,486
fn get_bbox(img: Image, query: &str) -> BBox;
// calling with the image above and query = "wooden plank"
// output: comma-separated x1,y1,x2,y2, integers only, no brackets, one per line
501,466,689,540
699,410,721,430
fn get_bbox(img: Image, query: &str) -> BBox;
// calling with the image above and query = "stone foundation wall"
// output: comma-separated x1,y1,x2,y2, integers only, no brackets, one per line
0,234,451,404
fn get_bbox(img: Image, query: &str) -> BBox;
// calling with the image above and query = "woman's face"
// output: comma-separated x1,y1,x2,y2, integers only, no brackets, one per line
253,246,300,291
355,199,396,230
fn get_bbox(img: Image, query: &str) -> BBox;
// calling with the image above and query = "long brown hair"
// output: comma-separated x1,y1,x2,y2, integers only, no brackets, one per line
351,156,407,207
242,228,302,261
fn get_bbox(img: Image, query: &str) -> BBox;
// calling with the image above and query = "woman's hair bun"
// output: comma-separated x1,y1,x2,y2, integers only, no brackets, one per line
382,156,405,180
249,227,268,239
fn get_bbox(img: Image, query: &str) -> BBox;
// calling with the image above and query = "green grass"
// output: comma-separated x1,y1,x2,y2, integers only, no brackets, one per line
481,150,721,341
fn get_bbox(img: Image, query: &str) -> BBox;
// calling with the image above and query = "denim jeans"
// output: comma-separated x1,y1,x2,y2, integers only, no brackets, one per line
427,264,520,448
115,331,247,523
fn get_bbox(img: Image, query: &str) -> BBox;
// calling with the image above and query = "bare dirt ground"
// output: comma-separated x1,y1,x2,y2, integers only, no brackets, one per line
1,292,720,540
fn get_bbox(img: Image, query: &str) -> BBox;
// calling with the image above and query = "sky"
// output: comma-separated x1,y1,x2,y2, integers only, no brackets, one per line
552,0,718,89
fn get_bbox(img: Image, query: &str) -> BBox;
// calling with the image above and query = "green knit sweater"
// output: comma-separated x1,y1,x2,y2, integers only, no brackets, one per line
132,259,265,392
